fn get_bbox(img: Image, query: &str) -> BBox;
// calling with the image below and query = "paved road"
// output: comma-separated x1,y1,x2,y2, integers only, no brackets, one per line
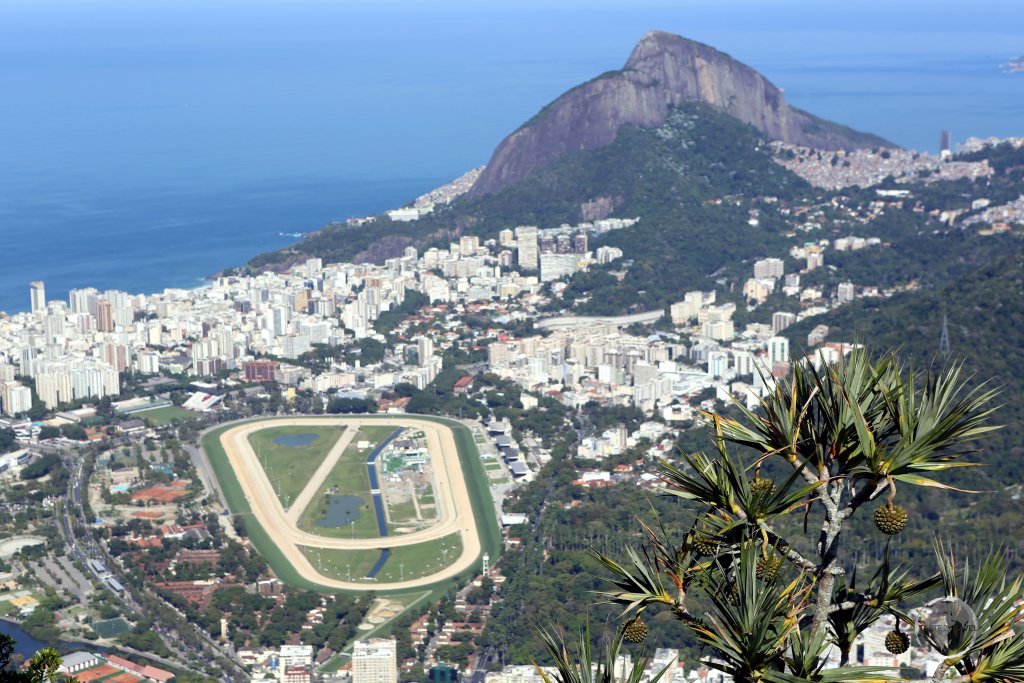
214,416,484,591
184,443,226,508
535,309,663,330
60,453,245,679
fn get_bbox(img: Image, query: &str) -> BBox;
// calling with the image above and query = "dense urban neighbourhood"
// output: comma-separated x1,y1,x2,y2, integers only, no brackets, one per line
1,114,1023,683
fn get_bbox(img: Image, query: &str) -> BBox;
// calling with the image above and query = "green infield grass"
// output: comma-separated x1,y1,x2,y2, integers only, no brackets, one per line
201,415,501,597
247,425,345,508
299,532,463,583
296,426,396,538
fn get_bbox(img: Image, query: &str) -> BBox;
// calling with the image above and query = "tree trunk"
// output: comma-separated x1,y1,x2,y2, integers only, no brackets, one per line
811,483,843,635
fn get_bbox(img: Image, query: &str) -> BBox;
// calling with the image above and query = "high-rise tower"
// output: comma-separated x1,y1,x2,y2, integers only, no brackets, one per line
515,226,539,270
30,281,46,314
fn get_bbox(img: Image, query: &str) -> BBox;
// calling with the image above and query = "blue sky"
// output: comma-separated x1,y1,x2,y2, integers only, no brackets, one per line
0,0,1020,183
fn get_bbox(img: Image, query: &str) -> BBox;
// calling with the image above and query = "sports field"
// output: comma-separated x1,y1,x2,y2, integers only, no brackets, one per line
133,405,197,426
200,415,501,594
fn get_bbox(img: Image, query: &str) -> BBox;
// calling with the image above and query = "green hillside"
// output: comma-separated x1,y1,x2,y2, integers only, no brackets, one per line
785,251,1024,482
250,103,811,294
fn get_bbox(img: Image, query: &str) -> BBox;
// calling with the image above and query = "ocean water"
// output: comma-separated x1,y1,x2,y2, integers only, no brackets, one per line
0,0,1021,313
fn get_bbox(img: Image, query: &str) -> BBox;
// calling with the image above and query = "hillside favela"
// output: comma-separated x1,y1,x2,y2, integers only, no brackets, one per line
1,4,1023,683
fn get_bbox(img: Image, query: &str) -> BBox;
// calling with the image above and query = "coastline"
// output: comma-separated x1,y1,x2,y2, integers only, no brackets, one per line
0,175,450,317
0,171,474,318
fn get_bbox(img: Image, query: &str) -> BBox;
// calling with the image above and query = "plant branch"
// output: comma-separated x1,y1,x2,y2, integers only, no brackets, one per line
825,593,875,613
929,661,952,682
759,523,816,572
838,478,887,521
810,483,844,635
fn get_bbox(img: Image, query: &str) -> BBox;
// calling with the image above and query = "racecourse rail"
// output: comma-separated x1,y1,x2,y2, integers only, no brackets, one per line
199,415,501,593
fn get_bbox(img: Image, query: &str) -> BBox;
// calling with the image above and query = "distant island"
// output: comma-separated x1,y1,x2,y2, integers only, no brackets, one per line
1007,55,1024,72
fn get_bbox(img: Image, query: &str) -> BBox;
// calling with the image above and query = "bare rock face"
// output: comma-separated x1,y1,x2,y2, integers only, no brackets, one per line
469,31,889,197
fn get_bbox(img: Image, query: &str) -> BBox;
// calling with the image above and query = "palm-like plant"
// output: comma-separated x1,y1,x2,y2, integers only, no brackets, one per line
554,349,1016,683
533,621,671,683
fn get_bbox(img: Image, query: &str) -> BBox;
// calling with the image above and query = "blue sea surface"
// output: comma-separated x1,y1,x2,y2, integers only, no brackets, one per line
0,177,441,314
0,0,1020,313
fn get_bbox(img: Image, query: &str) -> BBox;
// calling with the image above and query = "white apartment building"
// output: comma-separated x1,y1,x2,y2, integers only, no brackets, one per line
837,281,856,303
772,311,797,334
539,253,580,282
1,382,32,416
279,644,313,671
352,638,397,683
515,226,539,270
34,360,119,409
486,665,557,683
30,281,46,314
767,336,790,365
753,257,785,279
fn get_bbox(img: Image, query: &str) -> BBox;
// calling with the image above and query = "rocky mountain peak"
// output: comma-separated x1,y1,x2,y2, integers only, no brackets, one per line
468,31,889,197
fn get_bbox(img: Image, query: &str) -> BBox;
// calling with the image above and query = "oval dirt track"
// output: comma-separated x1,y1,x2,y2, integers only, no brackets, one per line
216,416,482,590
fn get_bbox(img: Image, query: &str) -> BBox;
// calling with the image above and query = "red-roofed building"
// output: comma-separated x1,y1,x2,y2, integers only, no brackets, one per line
139,664,175,682
106,655,174,683
453,376,474,395
153,580,219,609
84,427,109,442
106,656,137,671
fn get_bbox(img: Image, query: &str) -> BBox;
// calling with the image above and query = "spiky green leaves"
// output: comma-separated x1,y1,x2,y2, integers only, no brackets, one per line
691,543,810,681
711,348,999,490
660,445,821,526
